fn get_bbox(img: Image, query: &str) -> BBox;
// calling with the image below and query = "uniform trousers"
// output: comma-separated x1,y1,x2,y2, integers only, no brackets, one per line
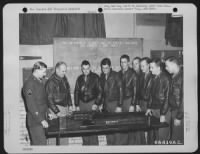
140,100,147,112
170,109,184,144
139,100,148,144
122,98,146,145
28,125,47,145
79,99,99,145
104,100,125,145
148,109,171,144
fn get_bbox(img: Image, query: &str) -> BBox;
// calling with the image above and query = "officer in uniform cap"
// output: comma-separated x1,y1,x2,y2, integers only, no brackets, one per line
23,61,50,145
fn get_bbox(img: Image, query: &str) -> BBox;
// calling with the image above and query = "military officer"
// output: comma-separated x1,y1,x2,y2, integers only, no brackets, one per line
23,61,49,145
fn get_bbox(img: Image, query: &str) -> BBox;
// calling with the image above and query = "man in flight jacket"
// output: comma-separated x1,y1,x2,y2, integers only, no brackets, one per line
165,56,184,144
100,58,123,145
74,60,102,145
146,58,170,143
45,61,72,118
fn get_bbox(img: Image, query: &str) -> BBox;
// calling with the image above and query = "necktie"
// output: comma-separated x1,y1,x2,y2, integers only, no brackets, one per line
84,75,87,82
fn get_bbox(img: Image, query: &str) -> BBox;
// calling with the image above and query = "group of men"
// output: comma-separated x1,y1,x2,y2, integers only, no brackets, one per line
23,55,183,146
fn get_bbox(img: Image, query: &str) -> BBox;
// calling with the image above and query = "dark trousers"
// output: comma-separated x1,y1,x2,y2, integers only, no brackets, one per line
105,100,126,145
122,98,146,145
79,100,99,145
28,125,47,145
170,109,184,144
140,100,147,112
140,100,148,144
148,109,171,144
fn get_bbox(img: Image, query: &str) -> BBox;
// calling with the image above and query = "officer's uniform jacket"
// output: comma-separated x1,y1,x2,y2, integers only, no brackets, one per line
23,74,48,127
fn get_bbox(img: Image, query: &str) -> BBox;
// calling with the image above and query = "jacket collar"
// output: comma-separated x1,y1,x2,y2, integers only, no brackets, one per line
102,68,113,80
155,71,163,79
144,71,151,78
135,69,141,75
53,73,64,81
173,68,183,80
31,74,43,83
82,71,92,78
121,67,131,74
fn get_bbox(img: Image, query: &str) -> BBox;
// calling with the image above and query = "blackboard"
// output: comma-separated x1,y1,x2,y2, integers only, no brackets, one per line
53,38,143,92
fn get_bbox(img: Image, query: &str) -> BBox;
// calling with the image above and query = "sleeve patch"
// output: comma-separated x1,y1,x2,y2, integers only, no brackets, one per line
26,89,32,96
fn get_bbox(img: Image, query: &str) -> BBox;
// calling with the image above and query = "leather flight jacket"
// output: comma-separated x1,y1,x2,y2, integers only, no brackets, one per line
100,69,123,107
135,69,142,105
118,67,137,106
148,71,170,115
169,69,183,120
45,73,72,114
74,71,102,106
139,71,153,102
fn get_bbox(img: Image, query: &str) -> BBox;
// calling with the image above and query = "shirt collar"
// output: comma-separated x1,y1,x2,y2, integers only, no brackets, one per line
32,74,43,83
105,69,113,80
122,67,131,74
54,73,63,81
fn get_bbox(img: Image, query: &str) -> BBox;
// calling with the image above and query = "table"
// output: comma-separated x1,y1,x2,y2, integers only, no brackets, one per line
45,112,169,145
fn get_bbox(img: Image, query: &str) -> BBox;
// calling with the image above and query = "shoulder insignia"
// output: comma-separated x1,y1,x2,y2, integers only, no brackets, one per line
26,89,32,96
